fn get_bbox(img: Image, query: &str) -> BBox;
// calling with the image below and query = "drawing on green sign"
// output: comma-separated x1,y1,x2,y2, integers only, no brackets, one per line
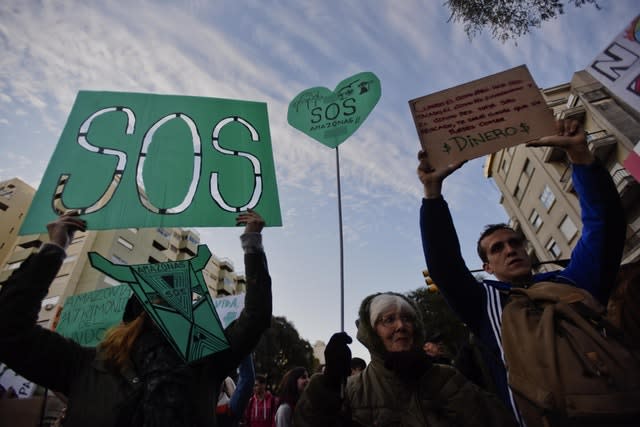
20,91,282,234
88,244,229,363
287,71,381,148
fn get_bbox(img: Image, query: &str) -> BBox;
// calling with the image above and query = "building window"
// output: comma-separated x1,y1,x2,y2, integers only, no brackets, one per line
63,255,77,264
156,228,171,238
546,238,561,259
523,158,534,177
513,185,522,201
42,296,60,310
0,201,8,211
104,276,121,287
111,254,128,265
529,209,543,230
117,237,134,251
501,159,508,172
5,261,22,270
559,215,578,242
540,185,556,210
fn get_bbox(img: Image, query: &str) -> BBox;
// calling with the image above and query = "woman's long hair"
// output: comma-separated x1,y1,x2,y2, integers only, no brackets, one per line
100,314,146,369
276,367,307,408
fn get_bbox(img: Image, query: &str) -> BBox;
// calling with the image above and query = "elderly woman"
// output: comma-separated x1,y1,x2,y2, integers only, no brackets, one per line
295,292,517,427
0,210,272,427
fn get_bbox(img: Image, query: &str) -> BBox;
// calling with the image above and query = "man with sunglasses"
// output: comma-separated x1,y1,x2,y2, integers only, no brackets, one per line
417,119,625,424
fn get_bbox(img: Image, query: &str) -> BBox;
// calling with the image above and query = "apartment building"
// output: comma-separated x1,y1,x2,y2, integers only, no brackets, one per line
485,70,640,270
0,181,246,329
0,178,35,266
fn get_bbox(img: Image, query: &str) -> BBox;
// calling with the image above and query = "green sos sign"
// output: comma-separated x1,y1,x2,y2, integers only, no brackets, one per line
20,91,281,234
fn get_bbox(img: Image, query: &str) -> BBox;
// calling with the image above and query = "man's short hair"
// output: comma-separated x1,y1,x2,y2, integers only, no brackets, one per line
477,223,519,263
255,374,267,384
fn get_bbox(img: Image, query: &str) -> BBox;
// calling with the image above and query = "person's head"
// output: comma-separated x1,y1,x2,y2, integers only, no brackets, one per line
477,224,532,284
277,367,309,407
355,292,424,359
99,294,154,370
350,357,366,376
100,313,147,369
423,332,445,357
253,374,267,398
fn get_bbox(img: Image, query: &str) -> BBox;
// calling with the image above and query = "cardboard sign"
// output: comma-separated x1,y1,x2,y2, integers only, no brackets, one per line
409,65,556,169
56,285,132,347
0,363,36,399
88,245,229,363
587,14,640,182
213,294,245,328
587,15,640,114
20,91,282,234
287,71,381,148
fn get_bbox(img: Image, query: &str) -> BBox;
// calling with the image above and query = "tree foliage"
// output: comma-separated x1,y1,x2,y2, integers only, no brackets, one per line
252,316,317,391
445,0,600,42
405,287,469,354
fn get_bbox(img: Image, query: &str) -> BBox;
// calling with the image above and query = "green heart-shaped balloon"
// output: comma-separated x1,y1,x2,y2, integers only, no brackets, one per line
287,71,381,148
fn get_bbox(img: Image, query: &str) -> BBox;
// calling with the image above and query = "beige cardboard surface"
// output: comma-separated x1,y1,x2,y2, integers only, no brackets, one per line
409,65,556,169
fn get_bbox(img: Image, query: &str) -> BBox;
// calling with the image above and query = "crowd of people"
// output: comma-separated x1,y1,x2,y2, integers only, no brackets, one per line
0,118,638,426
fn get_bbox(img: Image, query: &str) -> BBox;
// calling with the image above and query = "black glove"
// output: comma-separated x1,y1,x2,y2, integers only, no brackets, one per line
384,349,432,383
324,332,352,388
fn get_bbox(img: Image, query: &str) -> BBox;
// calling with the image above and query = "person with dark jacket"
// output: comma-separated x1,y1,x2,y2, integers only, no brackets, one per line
417,119,625,425
294,292,517,427
0,209,272,427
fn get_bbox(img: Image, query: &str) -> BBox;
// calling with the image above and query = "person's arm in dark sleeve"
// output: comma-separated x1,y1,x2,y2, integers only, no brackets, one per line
557,161,625,304
417,152,486,330
0,213,88,394
527,119,625,304
225,210,272,361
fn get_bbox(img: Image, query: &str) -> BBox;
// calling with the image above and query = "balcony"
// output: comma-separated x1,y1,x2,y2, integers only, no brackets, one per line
587,131,617,162
558,104,586,121
611,167,640,209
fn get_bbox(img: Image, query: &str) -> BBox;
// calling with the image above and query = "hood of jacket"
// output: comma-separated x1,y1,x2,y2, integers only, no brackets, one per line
356,292,426,362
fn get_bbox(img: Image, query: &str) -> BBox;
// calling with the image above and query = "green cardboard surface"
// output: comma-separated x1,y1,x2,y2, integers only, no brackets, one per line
287,71,381,148
88,245,229,362
56,285,132,347
20,90,281,234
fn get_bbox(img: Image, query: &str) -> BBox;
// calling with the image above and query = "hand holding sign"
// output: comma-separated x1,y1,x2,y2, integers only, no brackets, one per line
416,150,466,199
526,119,594,165
46,211,86,250
287,71,381,148
409,65,556,170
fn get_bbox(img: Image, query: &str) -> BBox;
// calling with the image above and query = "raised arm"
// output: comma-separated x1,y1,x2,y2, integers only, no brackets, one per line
528,119,625,303
0,212,88,393
417,153,487,330
224,209,272,361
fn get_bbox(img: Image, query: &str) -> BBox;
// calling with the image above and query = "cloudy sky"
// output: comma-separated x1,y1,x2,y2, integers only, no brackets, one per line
1,0,636,361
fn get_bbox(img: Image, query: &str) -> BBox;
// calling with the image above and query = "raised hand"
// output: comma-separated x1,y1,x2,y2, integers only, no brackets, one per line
526,119,594,165
236,209,265,234
417,150,465,199
324,332,352,388
46,211,87,250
